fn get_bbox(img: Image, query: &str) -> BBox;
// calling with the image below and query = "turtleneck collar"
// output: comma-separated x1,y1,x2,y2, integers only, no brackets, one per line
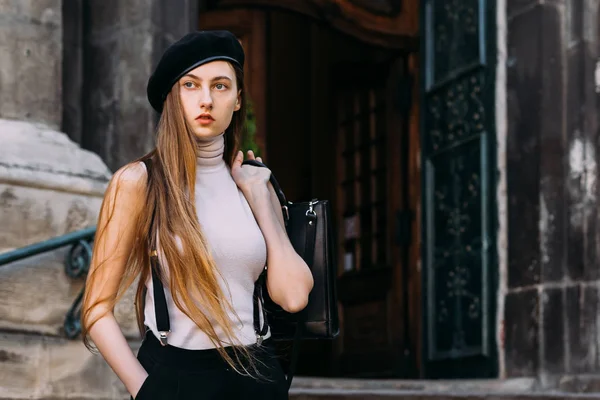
196,133,225,172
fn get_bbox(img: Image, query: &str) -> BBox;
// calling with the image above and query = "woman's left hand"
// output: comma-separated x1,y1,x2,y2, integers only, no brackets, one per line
231,150,271,195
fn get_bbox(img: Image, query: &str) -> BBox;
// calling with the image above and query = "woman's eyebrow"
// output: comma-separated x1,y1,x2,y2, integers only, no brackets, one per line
211,76,233,82
182,74,232,82
182,73,201,80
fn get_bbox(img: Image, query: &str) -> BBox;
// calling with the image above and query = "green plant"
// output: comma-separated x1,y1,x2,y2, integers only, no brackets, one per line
241,98,262,157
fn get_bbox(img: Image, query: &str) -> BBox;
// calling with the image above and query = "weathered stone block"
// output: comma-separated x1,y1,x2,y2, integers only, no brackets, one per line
0,249,139,338
0,119,137,334
0,0,61,23
504,289,539,377
541,287,565,374
0,183,101,251
506,5,542,289
0,120,110,249
0,119,110,198
566,285,599,374
0,1,62,129
0,332,134,400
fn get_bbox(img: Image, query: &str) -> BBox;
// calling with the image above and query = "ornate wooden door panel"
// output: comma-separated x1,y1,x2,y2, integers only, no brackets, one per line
334,68,393,376
421,0,498,378
334,60,416,377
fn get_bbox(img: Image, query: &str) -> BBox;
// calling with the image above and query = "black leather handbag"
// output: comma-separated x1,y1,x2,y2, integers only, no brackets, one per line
243,160,339,387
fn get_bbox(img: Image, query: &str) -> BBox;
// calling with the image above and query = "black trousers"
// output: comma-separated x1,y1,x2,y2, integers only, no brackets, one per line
133,332,289,400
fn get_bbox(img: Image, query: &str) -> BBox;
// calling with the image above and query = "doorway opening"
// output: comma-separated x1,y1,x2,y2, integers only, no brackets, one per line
198,0,498,380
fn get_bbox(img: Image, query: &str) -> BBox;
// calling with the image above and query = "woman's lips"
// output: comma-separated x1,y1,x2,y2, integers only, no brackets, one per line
196,115,215,125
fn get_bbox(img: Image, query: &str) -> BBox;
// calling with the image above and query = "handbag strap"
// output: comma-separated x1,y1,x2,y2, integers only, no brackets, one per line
142,158,171,346
286,206,317,389
242,159,315,389
252,271,269,338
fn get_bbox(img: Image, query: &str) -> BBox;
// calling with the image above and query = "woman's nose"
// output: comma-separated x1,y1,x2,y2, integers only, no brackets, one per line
198,91,213,110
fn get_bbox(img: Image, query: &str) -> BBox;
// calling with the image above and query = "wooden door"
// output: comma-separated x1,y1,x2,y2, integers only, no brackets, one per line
420,0,498,378
333,58,417,377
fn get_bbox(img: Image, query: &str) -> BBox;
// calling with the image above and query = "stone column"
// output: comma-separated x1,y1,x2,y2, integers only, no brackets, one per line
504,0,600,389
0,2,133,399
82,0,199,171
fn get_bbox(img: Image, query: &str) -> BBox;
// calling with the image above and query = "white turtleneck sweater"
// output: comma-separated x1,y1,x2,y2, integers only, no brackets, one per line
143,134,269,349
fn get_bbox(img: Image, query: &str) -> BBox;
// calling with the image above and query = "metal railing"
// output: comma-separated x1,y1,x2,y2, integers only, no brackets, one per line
0,226,96,338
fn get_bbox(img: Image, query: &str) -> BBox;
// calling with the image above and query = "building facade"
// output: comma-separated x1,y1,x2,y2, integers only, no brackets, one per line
1,0,600,398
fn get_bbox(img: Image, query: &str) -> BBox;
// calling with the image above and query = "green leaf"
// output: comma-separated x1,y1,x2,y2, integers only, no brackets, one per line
241,97,261,157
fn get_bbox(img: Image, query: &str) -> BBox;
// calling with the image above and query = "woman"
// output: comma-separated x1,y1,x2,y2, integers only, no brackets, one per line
81,30,314,399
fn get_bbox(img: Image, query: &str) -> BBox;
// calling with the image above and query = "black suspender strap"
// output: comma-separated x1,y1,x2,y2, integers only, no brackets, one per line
142,158,171,346
150,255,171,345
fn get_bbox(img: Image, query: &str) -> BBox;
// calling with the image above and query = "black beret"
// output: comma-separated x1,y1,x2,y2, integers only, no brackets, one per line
147,30,245,113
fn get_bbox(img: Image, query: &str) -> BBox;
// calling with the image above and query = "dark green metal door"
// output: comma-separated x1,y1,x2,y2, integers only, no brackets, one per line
420,0,498,378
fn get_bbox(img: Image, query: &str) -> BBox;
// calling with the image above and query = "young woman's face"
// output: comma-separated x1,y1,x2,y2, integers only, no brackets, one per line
178,61,241,140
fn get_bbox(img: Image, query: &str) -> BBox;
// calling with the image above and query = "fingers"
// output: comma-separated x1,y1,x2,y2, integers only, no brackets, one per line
241,150,263,165
232,150,244,169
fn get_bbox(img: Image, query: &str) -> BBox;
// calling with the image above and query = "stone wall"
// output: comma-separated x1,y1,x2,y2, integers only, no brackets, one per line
1,1,122,399
0,121,127,399
504,0,600,388
0,1,201,398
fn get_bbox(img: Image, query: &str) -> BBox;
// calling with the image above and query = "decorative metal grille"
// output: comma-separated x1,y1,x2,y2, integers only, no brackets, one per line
422,0,495,364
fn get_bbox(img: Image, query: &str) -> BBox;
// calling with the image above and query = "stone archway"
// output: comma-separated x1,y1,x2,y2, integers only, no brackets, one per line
206,0,418,49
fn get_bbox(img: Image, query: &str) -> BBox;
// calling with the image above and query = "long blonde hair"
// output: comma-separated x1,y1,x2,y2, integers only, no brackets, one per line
81,64,257,372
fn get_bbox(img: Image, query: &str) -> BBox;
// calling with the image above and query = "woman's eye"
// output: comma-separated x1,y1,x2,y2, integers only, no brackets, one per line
184,81,195,88
215,83,226,90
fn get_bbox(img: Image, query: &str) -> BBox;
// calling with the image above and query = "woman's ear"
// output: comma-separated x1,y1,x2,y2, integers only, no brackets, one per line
234,90,242,111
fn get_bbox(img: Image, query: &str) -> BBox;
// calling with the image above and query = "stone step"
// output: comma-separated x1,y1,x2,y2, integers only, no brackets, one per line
288,378,600,400
290,393,599,400
290,389,600,400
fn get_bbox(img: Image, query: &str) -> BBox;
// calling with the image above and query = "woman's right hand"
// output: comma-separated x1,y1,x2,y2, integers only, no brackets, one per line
87,315,151,399
230,150,271,195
